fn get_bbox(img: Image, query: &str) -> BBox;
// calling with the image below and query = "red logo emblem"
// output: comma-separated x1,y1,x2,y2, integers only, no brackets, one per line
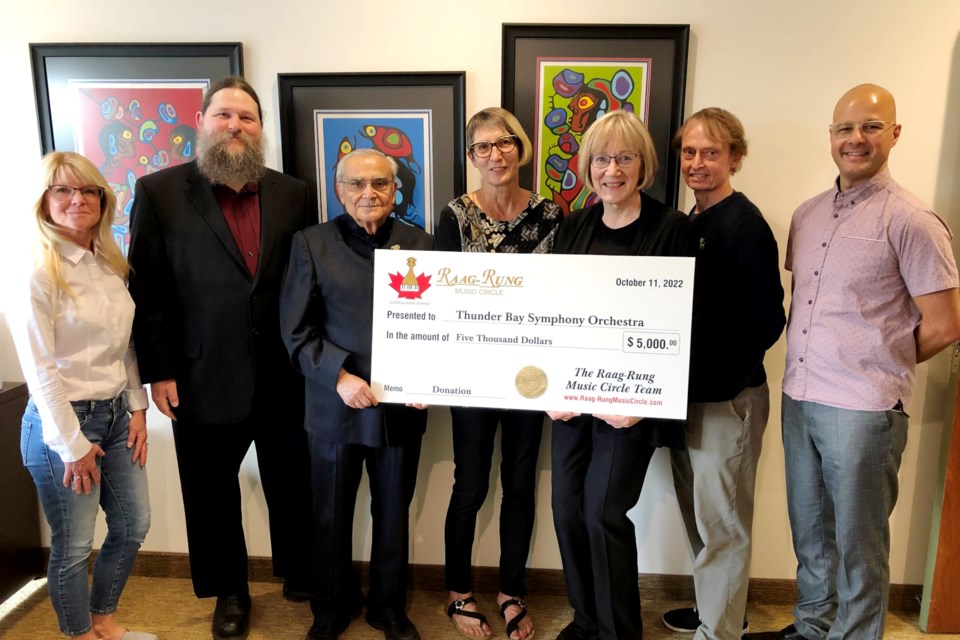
388,257,431,299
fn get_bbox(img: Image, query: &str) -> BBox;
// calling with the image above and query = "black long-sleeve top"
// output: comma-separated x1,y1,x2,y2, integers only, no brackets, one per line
687,191,785,402
553,193,691,449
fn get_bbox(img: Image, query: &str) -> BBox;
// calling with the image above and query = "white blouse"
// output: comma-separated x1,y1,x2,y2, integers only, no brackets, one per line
10,238,148,462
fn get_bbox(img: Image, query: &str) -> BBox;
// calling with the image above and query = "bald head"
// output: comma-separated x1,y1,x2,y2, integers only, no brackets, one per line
830,83,901,191
833,83,897,123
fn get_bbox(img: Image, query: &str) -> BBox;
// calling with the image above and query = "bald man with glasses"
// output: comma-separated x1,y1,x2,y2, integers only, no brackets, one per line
748,84,960,640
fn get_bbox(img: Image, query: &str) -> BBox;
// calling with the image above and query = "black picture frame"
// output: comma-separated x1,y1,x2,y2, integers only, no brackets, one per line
502,24,689,208
278,72,466,232
30,42,243,154
29,42,242,255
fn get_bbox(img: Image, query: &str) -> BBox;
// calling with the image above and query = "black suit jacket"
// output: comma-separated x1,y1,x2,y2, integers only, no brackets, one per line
280,218,434,447
128,160,312,423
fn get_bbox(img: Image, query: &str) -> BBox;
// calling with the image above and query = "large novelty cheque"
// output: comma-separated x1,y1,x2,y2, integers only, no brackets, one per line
371,250,694,419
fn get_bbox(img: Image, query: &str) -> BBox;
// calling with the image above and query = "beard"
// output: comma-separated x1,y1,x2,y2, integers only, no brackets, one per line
196,129,266,186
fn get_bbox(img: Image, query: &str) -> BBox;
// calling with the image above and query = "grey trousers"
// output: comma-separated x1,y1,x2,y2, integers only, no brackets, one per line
670,383,769,640
781,394,908,640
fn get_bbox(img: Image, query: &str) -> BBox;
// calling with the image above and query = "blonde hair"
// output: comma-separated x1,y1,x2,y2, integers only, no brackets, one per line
466,107,533,166
33,152,128,299
577,110,658,193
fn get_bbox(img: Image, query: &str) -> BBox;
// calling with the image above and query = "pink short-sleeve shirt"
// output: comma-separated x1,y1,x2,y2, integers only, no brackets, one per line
783,168,958,410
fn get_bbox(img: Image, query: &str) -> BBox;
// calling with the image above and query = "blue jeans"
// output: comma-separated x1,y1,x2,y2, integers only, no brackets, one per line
21,396,150,637
781,394,907,640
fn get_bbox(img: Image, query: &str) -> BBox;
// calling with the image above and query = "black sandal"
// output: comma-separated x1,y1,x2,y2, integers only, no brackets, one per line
447,596,491,638
499,598,534,640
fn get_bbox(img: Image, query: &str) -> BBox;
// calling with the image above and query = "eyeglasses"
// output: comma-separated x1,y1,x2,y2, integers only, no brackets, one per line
828,120,895,138
590,153,640,169
337,178,395,194
469,135,518,158
48,185,105,201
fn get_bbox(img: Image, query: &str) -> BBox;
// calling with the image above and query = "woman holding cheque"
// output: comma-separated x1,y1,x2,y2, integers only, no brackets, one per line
548,110,689,640
436,107,562,640
10,152,153,640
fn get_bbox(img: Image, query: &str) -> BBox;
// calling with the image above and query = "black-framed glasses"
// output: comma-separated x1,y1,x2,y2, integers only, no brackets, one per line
828,120,895,138
48,185,105,201
590,153,640,169
469,135,518,158
337,178,395,194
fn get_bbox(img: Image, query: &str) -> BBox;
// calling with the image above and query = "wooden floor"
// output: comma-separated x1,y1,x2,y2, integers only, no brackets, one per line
0,576,954,639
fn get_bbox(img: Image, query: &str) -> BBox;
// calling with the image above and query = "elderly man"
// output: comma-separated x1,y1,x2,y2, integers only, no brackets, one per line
660,108,785,640
281,148,433,640
756,84,960,640
128,76,315,640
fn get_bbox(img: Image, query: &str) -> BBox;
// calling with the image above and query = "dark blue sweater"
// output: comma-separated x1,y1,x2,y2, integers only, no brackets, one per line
687,191,785,402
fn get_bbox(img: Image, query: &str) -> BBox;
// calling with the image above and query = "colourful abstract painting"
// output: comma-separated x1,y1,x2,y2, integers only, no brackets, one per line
315,110,432,230
533,59,651,216
71,80,207,254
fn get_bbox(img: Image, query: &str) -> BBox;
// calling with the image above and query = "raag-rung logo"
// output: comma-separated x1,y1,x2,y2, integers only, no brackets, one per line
388,257,432,299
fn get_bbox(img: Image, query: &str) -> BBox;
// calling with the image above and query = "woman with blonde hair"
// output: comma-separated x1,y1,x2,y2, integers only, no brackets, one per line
10,151,154,640
548,110,689,640
439,107,562,640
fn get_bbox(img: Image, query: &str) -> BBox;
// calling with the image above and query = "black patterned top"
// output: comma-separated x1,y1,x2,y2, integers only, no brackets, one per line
435,192,562,253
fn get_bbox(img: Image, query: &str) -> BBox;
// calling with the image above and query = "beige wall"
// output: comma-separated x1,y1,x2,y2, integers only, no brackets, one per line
2,0,959,585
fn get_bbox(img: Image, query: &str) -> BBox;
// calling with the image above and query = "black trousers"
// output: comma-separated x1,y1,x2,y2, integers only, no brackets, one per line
551,417,655,640
307,434,423,624
443,407,544,595
171,397,314,598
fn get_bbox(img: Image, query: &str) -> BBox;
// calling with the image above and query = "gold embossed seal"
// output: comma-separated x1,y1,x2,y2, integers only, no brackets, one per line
515,366,548,399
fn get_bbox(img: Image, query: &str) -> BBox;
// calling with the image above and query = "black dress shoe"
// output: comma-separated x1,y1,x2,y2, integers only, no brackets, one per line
743,624,805,640
779,624,805,640
304,616,351,640
212,594,251,640
282,579,313,602
556,620,600,640
366,612,420,640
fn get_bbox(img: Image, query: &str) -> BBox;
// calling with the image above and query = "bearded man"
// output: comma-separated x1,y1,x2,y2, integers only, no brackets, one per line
128,76,316,640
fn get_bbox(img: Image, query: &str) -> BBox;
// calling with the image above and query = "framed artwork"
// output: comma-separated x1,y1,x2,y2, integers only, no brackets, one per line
314,110,433,227
502,24,689,211
30,42,243,254
278,72,466,232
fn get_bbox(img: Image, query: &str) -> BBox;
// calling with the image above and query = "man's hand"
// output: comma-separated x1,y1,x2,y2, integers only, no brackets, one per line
336,369,378,409
914,288,960,363
151,379,179,419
